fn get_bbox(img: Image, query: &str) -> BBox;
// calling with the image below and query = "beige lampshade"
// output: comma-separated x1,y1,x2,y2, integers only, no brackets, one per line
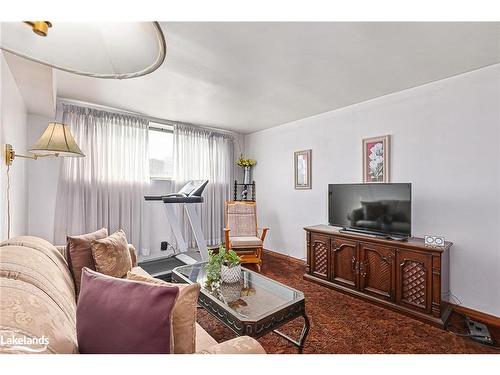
29,122,85,157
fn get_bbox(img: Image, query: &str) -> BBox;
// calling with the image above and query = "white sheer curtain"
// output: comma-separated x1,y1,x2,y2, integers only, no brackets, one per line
173,123,233,247
54,104,149,248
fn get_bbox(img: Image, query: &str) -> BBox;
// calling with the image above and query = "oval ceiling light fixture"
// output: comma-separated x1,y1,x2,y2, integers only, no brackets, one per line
0,21,166,79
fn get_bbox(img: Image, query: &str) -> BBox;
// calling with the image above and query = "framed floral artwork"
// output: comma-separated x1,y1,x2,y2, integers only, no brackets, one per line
362,135,390,183
294,149,312,189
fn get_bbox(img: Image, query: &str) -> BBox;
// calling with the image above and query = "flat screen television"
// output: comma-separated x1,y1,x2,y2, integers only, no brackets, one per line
328,183,412,238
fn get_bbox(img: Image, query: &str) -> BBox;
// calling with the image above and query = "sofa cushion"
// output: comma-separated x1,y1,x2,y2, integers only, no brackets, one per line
230,236,263,248
198,335,266,354
66,228,108,296
77,268,179,354
130,266,150,277
90,230,132,278
195,323,218,351
127,271,200,354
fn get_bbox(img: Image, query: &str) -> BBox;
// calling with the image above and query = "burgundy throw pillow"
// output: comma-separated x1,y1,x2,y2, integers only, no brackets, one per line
66,228,108,297
76,268,179,354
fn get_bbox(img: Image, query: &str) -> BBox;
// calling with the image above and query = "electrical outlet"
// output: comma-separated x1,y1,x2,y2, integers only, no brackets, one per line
160,241,169,251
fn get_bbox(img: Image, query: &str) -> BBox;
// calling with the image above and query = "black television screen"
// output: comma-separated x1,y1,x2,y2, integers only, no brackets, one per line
328,183,412,237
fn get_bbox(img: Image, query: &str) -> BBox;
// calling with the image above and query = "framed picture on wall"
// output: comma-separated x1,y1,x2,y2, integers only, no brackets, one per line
294,149,312,189
362,135,390,183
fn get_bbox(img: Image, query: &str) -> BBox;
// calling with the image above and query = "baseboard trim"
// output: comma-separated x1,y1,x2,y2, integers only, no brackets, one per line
262,248,305,266
450,303,500,328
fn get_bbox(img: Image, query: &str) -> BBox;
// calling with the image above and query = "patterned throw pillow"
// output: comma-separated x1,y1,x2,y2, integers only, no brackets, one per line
90,229,132,278
77,268,179,354
66,228,108,296
127,271,201,354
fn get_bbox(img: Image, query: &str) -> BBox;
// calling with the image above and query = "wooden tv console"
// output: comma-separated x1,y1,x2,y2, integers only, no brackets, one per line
304,225,452,328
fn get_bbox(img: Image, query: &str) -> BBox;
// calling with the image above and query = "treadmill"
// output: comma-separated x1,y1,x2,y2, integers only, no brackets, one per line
140,180,209,281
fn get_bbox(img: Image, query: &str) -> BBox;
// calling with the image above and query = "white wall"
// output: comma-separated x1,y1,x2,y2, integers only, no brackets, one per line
26,114,61,242
245,64,500,316
0,52,28,239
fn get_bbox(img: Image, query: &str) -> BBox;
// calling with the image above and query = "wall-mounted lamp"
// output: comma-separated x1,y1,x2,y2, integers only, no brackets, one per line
3,122,85,239
4,122,85,166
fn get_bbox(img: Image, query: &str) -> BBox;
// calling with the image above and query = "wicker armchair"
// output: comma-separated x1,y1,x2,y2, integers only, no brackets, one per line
224,201,269,267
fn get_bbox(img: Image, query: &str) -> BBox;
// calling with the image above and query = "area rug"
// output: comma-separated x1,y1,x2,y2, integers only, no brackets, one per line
196,251,499,354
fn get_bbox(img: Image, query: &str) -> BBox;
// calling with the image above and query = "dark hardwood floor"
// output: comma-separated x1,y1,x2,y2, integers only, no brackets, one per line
196,251,500,354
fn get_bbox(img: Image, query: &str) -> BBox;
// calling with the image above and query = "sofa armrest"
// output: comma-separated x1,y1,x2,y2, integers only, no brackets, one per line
197,336,265,354
55,245,68,261
128,244,138,267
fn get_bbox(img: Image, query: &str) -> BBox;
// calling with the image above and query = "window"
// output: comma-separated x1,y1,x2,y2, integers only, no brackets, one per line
148,122,174,179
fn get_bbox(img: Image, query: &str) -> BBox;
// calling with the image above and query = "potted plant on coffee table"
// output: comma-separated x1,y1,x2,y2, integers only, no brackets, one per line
205,245,242,289
219,246,242,283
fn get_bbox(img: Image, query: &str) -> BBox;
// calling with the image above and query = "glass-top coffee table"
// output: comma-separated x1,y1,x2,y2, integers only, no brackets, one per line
172,262,310,353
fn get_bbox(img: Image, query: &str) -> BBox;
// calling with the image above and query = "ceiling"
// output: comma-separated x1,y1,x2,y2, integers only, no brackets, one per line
3,50,55,117
6,22,500,134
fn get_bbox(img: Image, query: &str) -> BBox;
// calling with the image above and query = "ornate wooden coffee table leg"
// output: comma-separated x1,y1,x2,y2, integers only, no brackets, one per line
272,313,310,353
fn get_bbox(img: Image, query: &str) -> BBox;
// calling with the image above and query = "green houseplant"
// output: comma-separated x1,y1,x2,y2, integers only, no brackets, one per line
205,245,242,288
220,246,242,283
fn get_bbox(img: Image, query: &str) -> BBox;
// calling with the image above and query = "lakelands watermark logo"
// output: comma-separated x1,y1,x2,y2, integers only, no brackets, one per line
0,329,49,353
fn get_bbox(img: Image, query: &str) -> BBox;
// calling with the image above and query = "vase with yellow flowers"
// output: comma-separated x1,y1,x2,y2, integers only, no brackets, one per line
236,154,257,184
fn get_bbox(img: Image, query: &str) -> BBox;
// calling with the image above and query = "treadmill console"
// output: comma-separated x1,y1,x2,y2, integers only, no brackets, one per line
144,180,209,202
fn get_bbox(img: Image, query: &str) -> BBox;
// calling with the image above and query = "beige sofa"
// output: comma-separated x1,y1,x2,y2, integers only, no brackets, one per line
0,236,265,354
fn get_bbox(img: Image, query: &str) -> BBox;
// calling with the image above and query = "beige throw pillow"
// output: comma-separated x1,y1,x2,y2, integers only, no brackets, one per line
91,230,132,278
127,271,200,354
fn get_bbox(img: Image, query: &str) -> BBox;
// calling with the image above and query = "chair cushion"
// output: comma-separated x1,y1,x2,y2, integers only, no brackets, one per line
127,271,201,354
230,236,263,248
77,268,178,354
66,228,108,296
226,202,257,237
90,229,132,278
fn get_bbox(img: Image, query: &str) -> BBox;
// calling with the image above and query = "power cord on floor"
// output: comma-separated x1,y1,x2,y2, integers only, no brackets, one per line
6,164,11,238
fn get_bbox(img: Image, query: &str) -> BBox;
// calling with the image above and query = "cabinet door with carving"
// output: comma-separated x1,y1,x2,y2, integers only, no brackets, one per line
395,249,433,313
359,244,395,301
310,233,331,279
331,238,358,289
